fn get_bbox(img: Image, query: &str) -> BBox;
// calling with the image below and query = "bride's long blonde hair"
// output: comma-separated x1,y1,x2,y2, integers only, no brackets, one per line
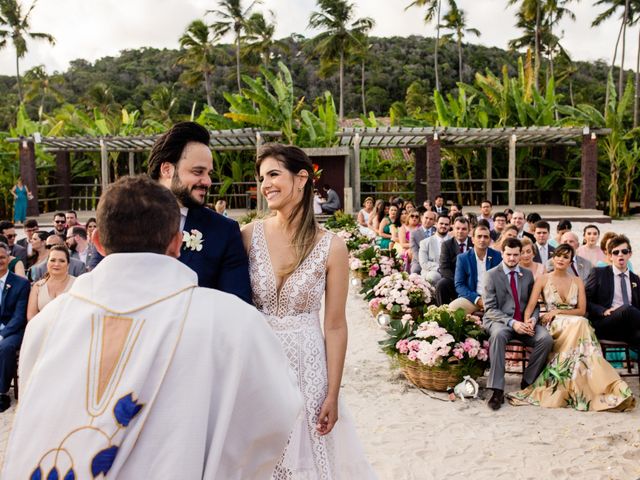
256,144,318,276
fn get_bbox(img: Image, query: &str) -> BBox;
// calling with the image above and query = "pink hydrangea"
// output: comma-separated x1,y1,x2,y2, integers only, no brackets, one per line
396,339,410,354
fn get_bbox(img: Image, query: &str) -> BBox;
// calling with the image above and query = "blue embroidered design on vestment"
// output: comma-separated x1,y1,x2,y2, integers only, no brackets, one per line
91,445,119,478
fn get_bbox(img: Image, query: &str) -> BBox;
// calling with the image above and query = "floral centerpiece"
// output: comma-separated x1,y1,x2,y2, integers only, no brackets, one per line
348,245,405,282
365,272,434,321
336,228,373,252
379,305,489,391
324,210,357,230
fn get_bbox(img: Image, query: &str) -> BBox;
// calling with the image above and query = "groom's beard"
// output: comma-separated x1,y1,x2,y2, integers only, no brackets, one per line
171,174,207,209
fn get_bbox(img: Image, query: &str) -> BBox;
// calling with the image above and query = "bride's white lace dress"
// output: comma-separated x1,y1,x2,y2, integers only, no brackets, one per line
249,221,376,479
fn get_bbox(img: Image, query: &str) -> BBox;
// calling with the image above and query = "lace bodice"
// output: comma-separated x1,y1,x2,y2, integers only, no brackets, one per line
249,220,333,319
543,277,578,311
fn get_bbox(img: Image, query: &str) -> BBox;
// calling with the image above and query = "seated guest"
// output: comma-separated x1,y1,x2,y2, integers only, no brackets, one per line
0,235,26,278
357,196,374,228
85,217,97,244
577,224,607,266
525,212,541,234
17,218,38,254
503,208,513,223
423,199,433,211
586,234,640,348
532,220,555,265
482,237,553,410
549,219,571,248
596,232,634,271
508,244,635,411
404,200,416,213
377,204,401,249
490,212,507,242
65,210,79,228
368,199,387,233
519,237,545,280
27,231,49,271
433,194,448,215
449,203,461,219
478,199,494,230
410,210,436,274
419,214,451,283
214,198,228,217
510,211,534,241
26,245,75,321
0,242,30,412
49,212,67,238
547,232,593,282
313,188,324,214
30,234,86,282
450,225,502,314
0,221,26,264
493,224,519,251
66,226,90,265
396,210,420,269
435,216,472,306
465,212,478,229
321,184,341,214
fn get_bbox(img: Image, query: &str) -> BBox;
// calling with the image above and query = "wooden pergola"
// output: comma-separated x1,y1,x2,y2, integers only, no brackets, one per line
7,125,608,215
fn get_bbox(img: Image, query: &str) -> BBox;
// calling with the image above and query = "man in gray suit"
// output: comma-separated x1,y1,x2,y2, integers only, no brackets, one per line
321,184,341,214
546,231,593,282
419,214,451,283
482,237,553,410
410,210,436,274
29,234,86,282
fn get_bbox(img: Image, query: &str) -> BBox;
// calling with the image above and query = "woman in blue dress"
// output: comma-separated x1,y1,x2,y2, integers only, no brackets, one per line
11,177,31,225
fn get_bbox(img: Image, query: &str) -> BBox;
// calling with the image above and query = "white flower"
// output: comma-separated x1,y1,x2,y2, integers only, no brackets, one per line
183,229,204,251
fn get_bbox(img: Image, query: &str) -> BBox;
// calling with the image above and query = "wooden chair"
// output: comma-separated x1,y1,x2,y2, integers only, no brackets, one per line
505,339,531,375
600,339,640,384
11,350,19,400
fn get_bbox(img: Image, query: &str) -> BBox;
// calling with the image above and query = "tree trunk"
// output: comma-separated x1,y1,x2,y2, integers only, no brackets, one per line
361,58,366,116
534,0,541,91
619,0,630,99
15,51,22,103
339,50,344,121
569,79,575,107
606,18,625,111
235,33,242,92
622,163,636,215
457,35,463,84
434,0,441,91
634,27,640,127
204,71,212,106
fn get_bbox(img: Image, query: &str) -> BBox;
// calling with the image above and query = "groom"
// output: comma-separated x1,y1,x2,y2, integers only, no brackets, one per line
482,237,554,410
148,122,252,304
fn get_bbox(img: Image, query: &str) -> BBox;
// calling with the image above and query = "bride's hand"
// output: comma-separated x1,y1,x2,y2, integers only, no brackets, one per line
316,396,339,436
541,310,556,325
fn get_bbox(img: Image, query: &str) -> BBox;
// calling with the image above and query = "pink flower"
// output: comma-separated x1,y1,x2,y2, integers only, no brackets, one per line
369,264,380,277
396,339,410,354
407,351,418,361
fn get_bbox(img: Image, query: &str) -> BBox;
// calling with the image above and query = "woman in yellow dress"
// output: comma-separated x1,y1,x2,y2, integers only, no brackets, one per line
509,243,635,411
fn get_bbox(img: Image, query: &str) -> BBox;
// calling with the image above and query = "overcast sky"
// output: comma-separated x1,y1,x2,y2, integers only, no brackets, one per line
0,0,632,76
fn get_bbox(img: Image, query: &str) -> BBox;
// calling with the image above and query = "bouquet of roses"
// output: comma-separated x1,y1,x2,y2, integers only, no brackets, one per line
379,305,489,377
336,228,374,252
365,272,435,321
349,244,404,281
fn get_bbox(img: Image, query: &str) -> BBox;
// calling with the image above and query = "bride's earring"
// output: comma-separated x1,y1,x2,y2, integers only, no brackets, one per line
298,187,302,192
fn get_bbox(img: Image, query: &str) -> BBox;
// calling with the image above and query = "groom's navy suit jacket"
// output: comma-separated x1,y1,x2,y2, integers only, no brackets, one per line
0,272,30,341
181,206,252,304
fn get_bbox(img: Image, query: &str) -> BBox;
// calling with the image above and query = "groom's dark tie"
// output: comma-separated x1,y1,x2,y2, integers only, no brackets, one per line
509,271,522,321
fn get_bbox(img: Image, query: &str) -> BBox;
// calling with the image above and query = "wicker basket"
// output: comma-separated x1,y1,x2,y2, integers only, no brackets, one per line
398,356,464,392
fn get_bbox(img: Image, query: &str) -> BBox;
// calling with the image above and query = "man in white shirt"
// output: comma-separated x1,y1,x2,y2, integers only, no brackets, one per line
3,175,301,478
511,211,534,241
418,214,450,283
478,199,494,230
532,220,555,266
410,210,436,274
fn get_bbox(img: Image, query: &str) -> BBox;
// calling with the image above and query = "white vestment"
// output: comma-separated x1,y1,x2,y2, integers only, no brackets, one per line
2,253,302,479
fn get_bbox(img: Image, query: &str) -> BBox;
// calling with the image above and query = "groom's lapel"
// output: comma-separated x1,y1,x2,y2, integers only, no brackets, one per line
180,208,198,265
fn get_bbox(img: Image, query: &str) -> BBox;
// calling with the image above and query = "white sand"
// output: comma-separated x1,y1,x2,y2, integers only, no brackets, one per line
1,219,640,479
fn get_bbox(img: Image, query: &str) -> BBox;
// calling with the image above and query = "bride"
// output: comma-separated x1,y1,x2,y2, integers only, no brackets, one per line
241,144,375,478
509,243,635,411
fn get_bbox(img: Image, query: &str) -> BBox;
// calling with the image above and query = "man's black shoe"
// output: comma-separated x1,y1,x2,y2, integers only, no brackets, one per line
520,380,530,390
487,389,504,411
0,394,11,413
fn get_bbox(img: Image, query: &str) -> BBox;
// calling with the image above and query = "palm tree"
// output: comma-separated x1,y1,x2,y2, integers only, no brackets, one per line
0,0,55,103
208,0,262,92
243,11,289,69
507,0,544,89
178,19,220,106
406,0,443,91
308,0,374,121
543,0,577,83
22,65,64,119
439,0,480,84
142,86,179,125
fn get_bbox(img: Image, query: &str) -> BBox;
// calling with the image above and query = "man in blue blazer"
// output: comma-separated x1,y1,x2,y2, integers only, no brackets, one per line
148,122,252,304
0,242,30,411
450,224,502,314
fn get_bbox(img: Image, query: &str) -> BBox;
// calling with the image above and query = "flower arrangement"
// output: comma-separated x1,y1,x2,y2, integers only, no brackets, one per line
324,211,357,230
349,245,405,281
380,305,489,381
336,228,373,252
365,272,434,321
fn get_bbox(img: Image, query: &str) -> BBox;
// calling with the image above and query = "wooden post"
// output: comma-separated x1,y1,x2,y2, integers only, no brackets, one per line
414,147,427,204
255,132,264,212
508,134,517,207
55,151,71,210
128,152,135,176
100,139,109,193
426,134,441,200
353,133,361,212
19,138,39,216
581,129,598,209
485,147,493,203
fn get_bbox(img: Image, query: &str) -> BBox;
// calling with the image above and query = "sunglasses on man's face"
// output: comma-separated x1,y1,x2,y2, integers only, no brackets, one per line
611,248,631,256
54,220,65,224
5,234,16,239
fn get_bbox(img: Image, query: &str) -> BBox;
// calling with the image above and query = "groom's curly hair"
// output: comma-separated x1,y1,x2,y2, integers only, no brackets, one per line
147,122,210,180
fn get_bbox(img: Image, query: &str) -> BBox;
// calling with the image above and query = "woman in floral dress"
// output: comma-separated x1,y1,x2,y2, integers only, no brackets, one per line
509,243,635,411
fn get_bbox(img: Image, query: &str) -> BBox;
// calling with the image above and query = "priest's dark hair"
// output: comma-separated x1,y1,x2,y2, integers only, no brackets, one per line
97,175,180,254
147,121,210,180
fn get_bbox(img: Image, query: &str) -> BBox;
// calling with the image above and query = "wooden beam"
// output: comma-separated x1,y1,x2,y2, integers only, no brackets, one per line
426,134,441,200
508,134,517,207
353,133,361,211
128,151,135,176
581,130,598,209
486,147,493,203
100,139,109,193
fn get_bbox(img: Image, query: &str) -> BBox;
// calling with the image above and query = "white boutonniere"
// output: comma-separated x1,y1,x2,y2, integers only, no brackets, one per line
633,282,638,289
182,229,204,251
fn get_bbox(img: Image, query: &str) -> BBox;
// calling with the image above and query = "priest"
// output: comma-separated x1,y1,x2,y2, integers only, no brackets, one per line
3,175,301,479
